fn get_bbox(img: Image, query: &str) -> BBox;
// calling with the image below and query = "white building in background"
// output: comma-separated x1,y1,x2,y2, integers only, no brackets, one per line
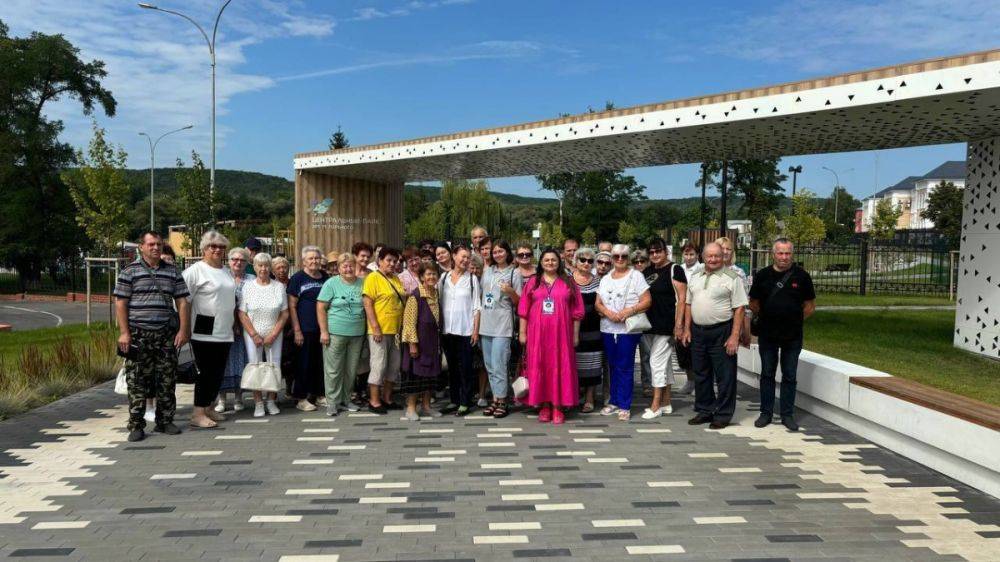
859,161,965,232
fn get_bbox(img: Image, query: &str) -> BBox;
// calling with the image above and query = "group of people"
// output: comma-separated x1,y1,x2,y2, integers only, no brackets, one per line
114,226,815,442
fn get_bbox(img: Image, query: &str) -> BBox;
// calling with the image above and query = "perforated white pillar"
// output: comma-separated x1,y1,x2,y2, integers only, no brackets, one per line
954,137,1000,358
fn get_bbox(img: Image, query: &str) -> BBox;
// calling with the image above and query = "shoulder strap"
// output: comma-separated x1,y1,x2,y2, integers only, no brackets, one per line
768,268,795,299
138,260,173,307
378,271,405,305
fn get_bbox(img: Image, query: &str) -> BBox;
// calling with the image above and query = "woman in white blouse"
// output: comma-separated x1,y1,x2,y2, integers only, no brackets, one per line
595,244,652,421
183,231,237,429
238,253,289,417
438,245,481,416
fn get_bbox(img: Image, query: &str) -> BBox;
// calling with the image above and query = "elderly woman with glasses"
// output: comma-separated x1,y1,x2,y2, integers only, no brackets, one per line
571,247,603,413
288,245,330,412
238,252,289,417
215,247,251,413
595,244,652,421
183,231,238,428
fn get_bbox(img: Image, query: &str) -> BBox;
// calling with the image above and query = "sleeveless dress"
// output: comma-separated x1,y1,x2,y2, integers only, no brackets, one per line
574,274,603,388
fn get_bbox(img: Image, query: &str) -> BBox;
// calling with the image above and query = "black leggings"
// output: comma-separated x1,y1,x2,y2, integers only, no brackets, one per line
442,334,475,407
191,340,232,407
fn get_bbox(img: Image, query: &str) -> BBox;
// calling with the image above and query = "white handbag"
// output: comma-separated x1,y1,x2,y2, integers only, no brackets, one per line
114,366,128,395
624,271,652,333
512,376,529,398
240,346,282,392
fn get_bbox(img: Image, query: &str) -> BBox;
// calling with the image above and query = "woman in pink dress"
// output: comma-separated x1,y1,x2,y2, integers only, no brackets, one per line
517,248,584,424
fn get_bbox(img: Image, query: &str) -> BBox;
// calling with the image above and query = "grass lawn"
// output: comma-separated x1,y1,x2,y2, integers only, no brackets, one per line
0,323,118,420
816,293,953,307
805,309,1000,406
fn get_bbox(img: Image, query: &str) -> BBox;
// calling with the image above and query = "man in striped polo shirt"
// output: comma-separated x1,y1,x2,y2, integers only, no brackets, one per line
114,231,191,442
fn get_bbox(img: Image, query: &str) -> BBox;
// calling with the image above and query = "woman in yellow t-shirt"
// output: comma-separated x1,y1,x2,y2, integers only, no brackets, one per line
362,247,406,414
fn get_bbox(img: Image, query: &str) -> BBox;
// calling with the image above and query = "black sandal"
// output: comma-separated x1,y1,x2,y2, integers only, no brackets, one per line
483,400,497,416
493,400,509,418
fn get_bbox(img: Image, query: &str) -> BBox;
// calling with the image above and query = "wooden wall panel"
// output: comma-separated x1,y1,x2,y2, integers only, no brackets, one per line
294,171,403,261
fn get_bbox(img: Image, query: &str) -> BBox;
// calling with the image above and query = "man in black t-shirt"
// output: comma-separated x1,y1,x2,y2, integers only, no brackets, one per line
748,238,816,431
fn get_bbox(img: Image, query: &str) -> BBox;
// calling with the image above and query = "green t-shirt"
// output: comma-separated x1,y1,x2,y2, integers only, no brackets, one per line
317,276,365,337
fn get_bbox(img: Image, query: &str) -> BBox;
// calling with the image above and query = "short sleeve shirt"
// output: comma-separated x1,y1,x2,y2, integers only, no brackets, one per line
597,268,649,334
687,269,749,326
287,270,329,334
114,257,189,331
240,279,287,338
318,276,365,337
642,263,687,335
362,272,406,335
479,265,525,337
749,265,816,341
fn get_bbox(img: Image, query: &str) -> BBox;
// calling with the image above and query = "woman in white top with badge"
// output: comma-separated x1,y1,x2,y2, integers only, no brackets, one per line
238,252,289,417
478,240,523,418
438,245,481,416
182,230,237,429
595,244,652,421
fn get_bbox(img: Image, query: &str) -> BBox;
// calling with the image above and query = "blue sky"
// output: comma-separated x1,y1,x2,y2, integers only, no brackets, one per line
5,0,997,200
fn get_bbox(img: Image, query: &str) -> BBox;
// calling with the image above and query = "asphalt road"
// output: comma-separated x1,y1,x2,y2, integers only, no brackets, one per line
0,300,113,331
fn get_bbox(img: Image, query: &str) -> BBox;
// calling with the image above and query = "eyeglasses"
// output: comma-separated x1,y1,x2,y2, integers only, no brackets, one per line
634,259,648,264
207,244,226,251
648,248,664,255
596,260,612,267
612,254,629,260
230,258,246,262
577,257,594,264
516,252,532,258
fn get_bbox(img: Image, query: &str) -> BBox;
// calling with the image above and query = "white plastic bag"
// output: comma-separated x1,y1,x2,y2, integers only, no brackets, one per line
114,366,128,395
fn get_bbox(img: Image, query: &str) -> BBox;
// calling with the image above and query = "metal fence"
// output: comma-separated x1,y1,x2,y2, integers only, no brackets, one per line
739,242,960,297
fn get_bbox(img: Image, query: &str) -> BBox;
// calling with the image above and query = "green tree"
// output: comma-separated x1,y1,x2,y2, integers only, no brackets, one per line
536,102,647,239
617,221,640,245
869,198,903,240
0,20,116,288
783,190,826,246
175,152,213,251
62,122,131,256
580,226,597,247
539,221,564,248
703,159,786,247
405,179,515,242
921,180,963,248
820,186,861,242
328,125,349,150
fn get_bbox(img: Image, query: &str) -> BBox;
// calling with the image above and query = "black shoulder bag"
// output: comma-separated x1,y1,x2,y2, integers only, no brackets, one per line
750,268,794,337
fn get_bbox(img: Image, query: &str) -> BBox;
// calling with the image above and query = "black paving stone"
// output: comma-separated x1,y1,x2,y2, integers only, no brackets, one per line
581,532,637,541
755,483,800,490
621,464,661,469
468,471,510,477
9,548,75,557
727,499,776,506
210,460,253,465
388,507,438,514
121,506,175,514
538,466,579,472
766,534,823,543
398,464,442,470
486,504,533,512
305,539,362,548
286,508,340,515
559,482,604,489
403,511,455,519
513,548,572,558
162,529,221,537
310,498,359,504
632,501,681,508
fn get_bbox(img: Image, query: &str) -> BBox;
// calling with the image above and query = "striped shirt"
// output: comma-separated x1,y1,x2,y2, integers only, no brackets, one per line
113,257,189,330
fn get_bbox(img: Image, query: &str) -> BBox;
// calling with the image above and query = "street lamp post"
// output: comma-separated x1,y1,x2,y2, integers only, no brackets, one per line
138,1,233,216
788,165,802,196
139,125,193,230
822,166,853,225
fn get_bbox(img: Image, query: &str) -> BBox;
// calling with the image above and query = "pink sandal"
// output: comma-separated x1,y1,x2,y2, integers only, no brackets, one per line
538,405,552,423
552,408,565,425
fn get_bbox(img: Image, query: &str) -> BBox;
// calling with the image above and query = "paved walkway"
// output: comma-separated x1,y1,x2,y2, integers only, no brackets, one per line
0,301,112,331
1,382,998,561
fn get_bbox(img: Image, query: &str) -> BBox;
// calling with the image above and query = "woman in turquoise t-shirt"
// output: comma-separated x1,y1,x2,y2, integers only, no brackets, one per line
317,253,366,416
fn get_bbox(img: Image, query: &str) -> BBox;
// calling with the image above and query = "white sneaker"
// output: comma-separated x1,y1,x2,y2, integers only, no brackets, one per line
641,408,662,420
296,399,317,412
253,403,265,417
476,398,488,408
213,400,226,413
232,397,244,412
600,404,619,416
143,410,155,423
403,410,419,422
265,400,280,415
658,404,673,415
315,397,328,407
341,402,360,412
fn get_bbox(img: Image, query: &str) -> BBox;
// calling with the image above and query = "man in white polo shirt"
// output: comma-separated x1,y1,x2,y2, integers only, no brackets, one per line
682,242,748,429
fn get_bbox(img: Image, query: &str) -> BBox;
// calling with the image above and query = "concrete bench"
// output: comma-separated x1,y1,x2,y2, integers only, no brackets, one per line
737,345,1000,499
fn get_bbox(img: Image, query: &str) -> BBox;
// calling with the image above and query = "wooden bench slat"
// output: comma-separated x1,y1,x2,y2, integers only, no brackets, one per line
850,376,1000,431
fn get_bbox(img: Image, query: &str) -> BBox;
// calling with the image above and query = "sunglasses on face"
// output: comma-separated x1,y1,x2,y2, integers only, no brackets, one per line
208,244,226,251
612,254,629,260
635,259,648,264
648,248,664,255
577,257,594,264
516,252,532,258
230,258,245,262
597,260,612,267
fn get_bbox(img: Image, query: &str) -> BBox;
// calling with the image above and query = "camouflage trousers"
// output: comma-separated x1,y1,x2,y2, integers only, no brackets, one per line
126,327,177,430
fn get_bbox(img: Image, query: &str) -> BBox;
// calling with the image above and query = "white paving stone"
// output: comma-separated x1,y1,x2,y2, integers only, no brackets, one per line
587,457,628,463
366,482,410,489
339,474,383,481
415,457,454,462
150,473,197,480
648,481,693,488
279,556,339,562
216,435,253,440
250,515,302,523
303,428,340,433
556,450,595,456
482,463,522,469
473,535,529,544
297,436,336,442
499,479,544,486
719,467,762,473
574,438,611,443
694,516,746,524
688,452,728,458
635,428,672,433
327,445,366,450
285,488,333,495
383,524,435,532
502,493,549,501
478,442,516,447
489,521,542,530
31,521,90,530
419,428,453,433
535,503,585,511
592,519,645,527
292,459,334,465
626,545,685,555
360,497,408,504
181,450,222,456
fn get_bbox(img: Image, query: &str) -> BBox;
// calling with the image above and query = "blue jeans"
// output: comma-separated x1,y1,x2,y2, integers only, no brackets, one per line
757,336,803,418
481,335,511,399
602,333,642,410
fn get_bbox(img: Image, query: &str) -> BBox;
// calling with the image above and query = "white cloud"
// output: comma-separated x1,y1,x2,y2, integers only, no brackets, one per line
2,0,333,169
349,0,475,21
707,0,1000,73
277,40,557,82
